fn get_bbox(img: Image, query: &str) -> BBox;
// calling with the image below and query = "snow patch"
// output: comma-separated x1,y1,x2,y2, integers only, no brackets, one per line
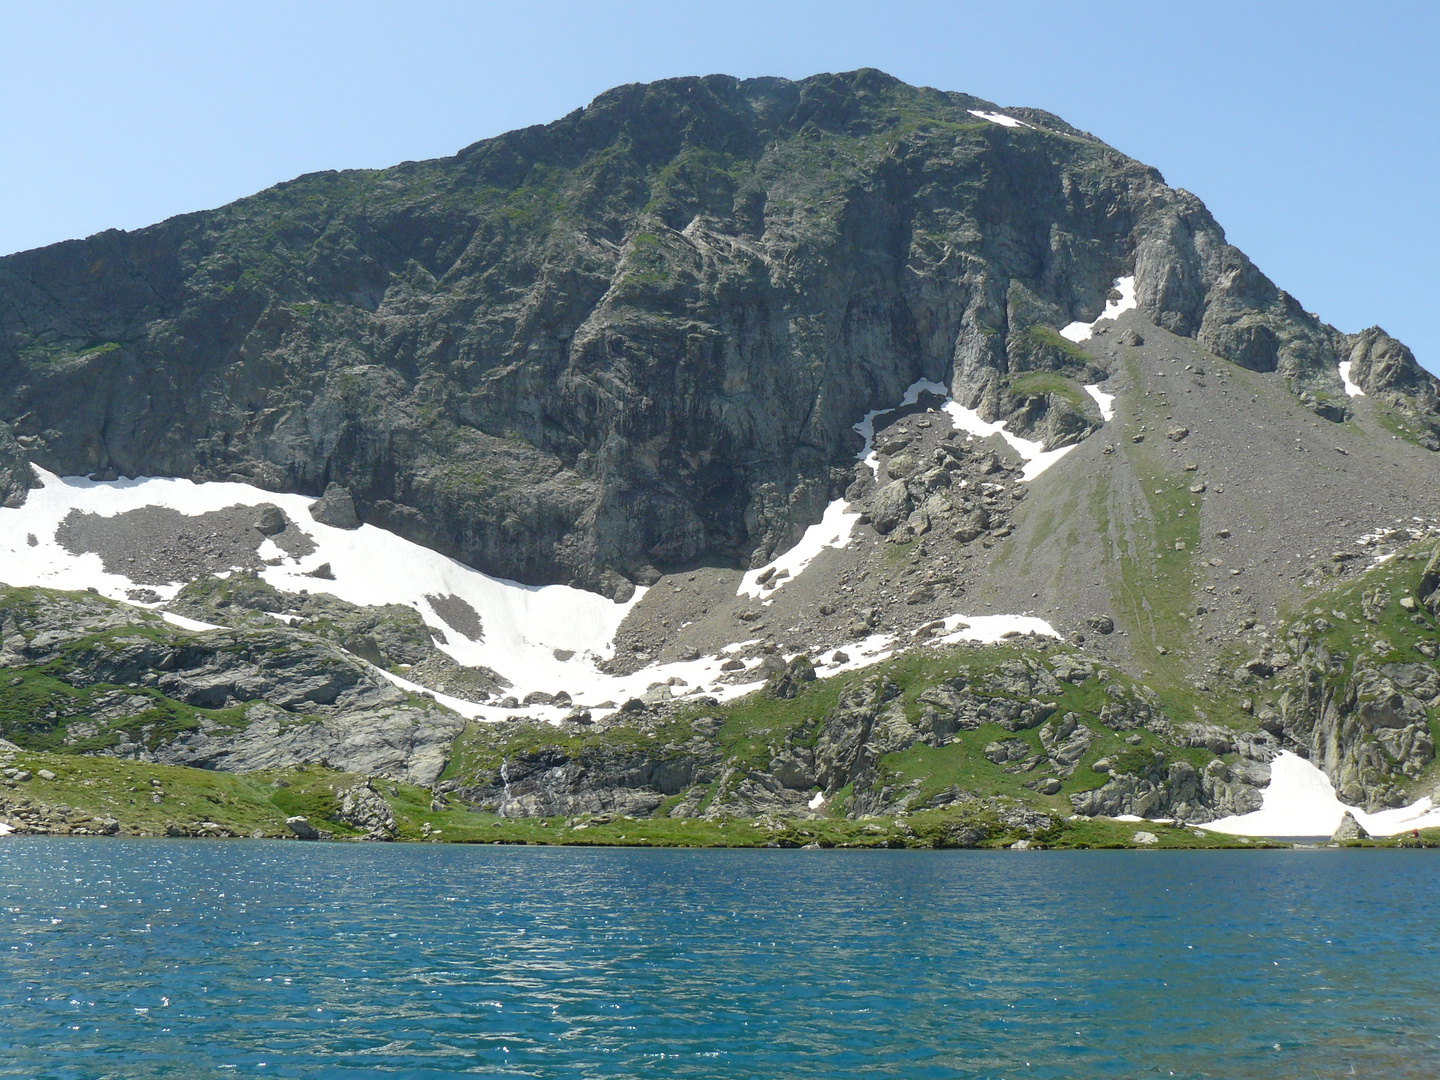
1338,361,1365,398
939,399,1077,481
0,821,13,837
929,612,1062,646
853,378,949,477
1060,276,1136,343
1208,751,1440,838
161,611,222,633
967,109,1028,129
772,369,1090,602
738,497,862,599
1084,384,1116,422
808,791,826,810
2,468,1064,729
807,612,1061,682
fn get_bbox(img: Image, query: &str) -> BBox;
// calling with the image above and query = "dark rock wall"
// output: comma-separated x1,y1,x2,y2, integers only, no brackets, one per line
0,421,33,507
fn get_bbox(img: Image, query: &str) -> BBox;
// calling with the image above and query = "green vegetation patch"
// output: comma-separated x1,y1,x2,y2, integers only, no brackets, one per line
1009,371,1090,413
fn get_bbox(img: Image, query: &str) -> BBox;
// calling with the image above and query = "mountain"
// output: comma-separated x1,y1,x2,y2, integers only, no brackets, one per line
1,71,1438,847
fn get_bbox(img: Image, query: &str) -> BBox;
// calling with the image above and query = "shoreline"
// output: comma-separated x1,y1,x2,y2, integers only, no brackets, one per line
5,743,1434,852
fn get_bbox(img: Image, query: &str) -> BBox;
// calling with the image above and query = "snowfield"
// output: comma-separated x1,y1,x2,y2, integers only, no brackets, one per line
737,497,860,600
1084,384,1116,422
4,471,1414,839
747,370,1086,603
2,467,1062,725
0,468,643,717
1208,751,1440,838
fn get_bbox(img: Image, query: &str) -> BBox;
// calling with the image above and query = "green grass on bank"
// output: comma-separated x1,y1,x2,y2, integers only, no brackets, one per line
0,744,1290,849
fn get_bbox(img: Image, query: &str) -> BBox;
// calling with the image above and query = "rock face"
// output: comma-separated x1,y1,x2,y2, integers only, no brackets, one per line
1267,653,1438,812
286,816,321,840
336,780,398,839
4,71,1435,596
443,649,1280,825
0,421,34,508
1070,753,1269,823
453,742,714,819
0,585,462,784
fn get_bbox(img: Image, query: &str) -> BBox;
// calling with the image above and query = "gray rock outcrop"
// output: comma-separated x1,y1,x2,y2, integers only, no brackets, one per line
0,584,462,785
286,816,320,840
0,421,35,509
337,780,398,839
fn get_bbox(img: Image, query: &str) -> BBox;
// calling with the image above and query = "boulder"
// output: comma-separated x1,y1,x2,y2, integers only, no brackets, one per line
885,452,920,480
1420,545,1440,615
869,480,912,535
253,505,289,535
286,816,321,840
309,484,361,530
984,738,1031,764
1331,811,1369,842
336,781,397,840
766,656,817,700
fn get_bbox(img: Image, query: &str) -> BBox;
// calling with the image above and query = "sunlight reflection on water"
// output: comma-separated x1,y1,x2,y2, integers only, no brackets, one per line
1,840,1437,1078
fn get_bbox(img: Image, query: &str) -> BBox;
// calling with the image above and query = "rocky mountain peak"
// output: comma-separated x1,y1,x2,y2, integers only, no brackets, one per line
0,71,1435,599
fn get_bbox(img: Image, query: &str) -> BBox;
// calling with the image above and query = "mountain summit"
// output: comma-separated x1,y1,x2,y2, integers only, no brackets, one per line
1,72,1438,846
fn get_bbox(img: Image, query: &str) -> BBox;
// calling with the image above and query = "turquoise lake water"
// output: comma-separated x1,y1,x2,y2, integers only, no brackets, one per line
0,839,1436,1078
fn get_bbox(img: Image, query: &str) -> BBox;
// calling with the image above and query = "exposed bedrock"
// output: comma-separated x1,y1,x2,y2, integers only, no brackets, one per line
0,586,462,785
1266,649,1438,813
445,658,1276,825
0,421,37,508
4,72,1435,596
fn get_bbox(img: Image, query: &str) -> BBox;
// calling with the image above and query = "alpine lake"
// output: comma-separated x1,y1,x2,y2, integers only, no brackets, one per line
2,839,1436,1078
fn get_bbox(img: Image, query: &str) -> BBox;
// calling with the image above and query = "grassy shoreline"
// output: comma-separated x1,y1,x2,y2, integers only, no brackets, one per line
7,746,1424,850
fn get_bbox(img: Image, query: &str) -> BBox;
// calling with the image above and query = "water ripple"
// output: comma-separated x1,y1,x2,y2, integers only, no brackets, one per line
1,840,1437,1078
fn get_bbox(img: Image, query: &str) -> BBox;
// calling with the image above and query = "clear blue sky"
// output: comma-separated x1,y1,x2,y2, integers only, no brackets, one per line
3,1,1436,373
